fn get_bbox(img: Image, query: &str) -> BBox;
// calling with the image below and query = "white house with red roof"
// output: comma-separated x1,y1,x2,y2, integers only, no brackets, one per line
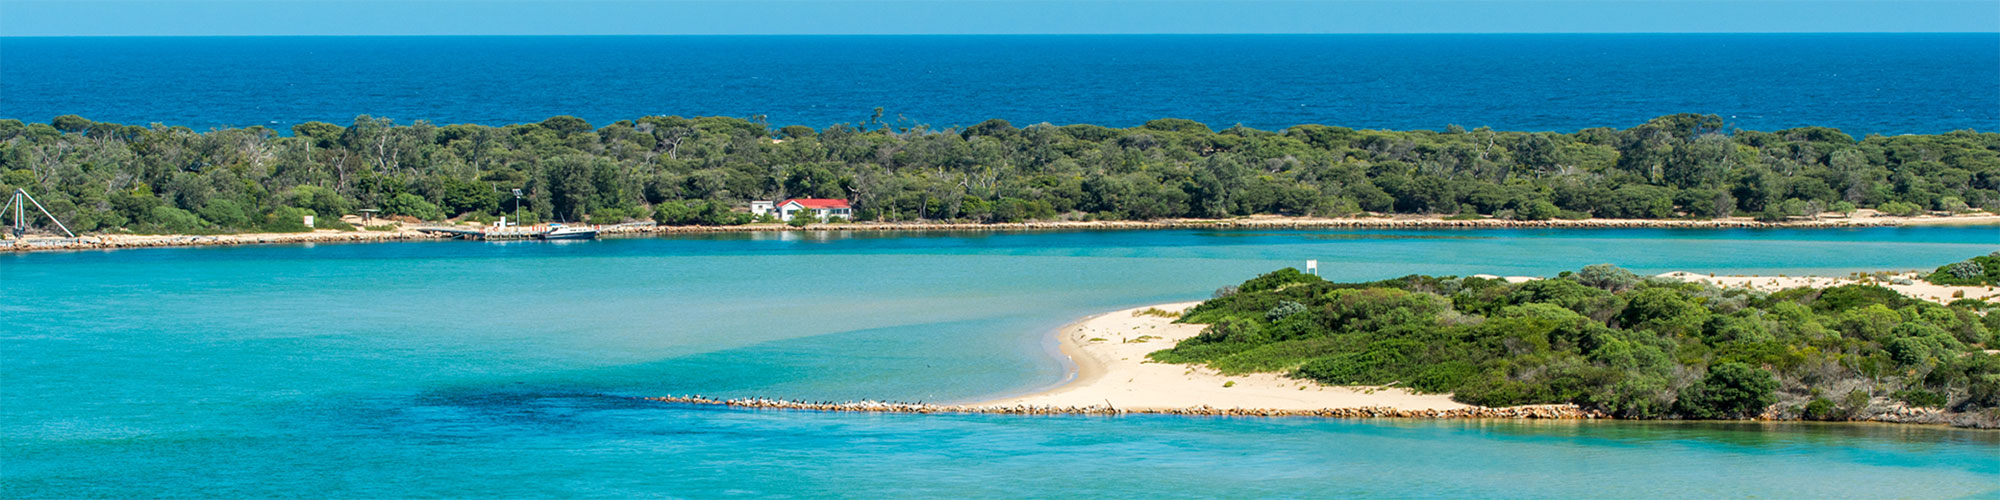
752,198,852,222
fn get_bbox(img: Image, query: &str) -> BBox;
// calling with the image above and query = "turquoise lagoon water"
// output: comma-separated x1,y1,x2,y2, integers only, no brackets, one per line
4,228,1998,498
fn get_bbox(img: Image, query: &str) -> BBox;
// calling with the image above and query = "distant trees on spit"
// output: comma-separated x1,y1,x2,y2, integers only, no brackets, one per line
3,113,1995,234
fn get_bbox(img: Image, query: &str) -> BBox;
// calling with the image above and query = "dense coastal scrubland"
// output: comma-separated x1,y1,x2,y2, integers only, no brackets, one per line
1152,262,2000,427
3,113,1997,237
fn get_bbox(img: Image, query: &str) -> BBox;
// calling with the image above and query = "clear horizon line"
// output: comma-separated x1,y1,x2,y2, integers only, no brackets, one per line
6,31,1997,38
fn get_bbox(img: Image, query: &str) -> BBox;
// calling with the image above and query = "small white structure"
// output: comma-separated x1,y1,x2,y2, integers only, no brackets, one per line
749,201,776,218
1306,259,1318,276
757,198,852,222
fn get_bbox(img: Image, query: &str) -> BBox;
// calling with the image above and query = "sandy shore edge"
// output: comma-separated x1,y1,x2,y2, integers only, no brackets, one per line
1661,271,1999,304
980,305,1130,406
8,213,1996,253
971,303,1475,411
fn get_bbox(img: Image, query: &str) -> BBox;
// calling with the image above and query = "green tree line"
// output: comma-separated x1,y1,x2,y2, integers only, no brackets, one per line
1159,264,2000,422
3,113,1996,234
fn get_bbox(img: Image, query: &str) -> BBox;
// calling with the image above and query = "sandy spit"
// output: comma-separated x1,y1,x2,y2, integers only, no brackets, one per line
643,302,1595,419
7,213,1995,253
973,303,1471,411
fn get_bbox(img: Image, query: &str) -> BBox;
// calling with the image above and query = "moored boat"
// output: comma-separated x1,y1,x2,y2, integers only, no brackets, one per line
540,223,598,240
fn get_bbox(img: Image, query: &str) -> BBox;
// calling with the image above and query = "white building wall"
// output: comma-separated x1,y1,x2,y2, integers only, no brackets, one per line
773,202,850,222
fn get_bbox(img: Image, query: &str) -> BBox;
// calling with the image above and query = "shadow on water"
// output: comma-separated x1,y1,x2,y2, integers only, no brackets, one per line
1190,231,1495,240
1376,417,2000,449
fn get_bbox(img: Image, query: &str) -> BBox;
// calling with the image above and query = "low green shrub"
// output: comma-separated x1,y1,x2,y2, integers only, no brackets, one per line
1802,398,1838,420
1894,389,1947,408
261,207,313,233
1926,255,2000,286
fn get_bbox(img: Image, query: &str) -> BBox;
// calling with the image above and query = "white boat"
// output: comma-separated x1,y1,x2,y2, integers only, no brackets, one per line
540,223,599,240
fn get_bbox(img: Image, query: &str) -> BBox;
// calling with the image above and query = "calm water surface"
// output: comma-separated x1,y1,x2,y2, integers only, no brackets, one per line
4,228,1999,498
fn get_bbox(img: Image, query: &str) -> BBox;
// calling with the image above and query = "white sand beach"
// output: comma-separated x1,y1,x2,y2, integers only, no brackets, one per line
1659,271,1999,304
975,302,1471,411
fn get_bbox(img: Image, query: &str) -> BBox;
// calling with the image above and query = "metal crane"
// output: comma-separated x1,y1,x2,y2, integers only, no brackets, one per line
4,188,76,239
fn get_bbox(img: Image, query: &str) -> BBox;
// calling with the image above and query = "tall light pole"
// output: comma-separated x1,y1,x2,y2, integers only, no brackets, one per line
511,189,523,227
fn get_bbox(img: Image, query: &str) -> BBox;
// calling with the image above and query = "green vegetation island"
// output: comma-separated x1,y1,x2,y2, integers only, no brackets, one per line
1155,256,2000,428
3,113,1998,238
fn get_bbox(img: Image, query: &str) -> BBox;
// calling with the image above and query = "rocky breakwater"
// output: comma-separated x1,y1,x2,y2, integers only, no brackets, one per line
2,230,444,251
641,395,1603,420
6,223,657,252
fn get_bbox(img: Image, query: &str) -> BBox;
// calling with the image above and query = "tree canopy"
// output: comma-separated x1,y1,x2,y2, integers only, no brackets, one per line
3,113,1996,234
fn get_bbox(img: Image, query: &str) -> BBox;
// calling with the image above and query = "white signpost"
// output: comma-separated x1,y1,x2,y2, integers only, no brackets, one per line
1306,259,1318,276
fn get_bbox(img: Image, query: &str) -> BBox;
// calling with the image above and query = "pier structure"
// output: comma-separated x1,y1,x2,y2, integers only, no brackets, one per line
413,221,650,240
413,226,546,240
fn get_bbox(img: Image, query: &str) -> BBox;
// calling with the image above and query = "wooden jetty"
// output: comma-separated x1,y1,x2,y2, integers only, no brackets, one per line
412,222,648,241
413,226,546,240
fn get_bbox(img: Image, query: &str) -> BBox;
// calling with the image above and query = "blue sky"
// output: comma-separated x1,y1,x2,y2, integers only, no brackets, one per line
6,0,1996,36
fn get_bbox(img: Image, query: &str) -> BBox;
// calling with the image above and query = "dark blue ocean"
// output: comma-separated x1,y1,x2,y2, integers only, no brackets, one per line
4,34,1996,134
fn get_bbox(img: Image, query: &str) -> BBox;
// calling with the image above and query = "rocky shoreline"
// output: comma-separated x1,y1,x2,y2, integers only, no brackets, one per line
8,214,1990,253
641,395,1602,419
1789,405,2000,429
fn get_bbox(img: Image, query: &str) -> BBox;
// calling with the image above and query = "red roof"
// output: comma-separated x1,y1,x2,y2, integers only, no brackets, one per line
779,198,851,209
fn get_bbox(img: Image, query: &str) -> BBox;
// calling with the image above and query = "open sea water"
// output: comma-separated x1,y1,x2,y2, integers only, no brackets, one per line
3,34,1996,134
5,228,2000,498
